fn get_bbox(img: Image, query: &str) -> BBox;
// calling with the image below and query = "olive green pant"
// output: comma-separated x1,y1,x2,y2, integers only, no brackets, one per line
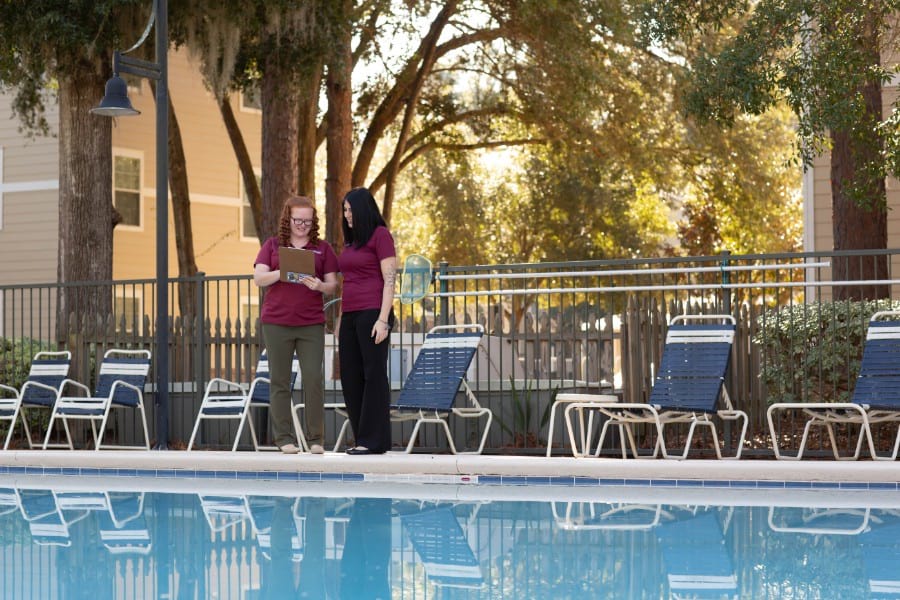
262,322,325,448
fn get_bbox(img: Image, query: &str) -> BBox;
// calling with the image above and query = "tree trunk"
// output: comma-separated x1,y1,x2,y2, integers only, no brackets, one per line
219,96,263,243
830,31,888,300
325,0,353,250
351,0,459,191
165,91,199,316
260,52,300,242
58,67,114,336
297,62,323,198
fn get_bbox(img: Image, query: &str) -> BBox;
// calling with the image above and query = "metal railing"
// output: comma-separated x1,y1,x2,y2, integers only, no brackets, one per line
2,248,900,455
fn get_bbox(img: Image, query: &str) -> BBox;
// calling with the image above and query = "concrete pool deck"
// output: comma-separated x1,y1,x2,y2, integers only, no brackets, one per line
1,449,899,484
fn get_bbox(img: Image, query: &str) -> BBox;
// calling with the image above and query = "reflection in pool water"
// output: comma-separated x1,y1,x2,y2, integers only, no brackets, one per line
0,481,897,598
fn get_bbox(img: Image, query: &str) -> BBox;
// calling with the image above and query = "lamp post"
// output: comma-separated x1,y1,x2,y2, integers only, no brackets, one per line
92,0,169,450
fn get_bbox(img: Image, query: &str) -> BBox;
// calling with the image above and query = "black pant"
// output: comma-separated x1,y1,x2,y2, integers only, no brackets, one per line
339,309,392,453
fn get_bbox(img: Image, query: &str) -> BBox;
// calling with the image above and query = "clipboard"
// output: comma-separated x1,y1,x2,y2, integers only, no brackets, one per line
278,247,316,283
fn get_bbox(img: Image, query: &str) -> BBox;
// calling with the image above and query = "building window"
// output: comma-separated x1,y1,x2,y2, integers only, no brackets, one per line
241,296,260,334
113,290,143,334
241,172,261,240
240,83,262,112
114,155,142,228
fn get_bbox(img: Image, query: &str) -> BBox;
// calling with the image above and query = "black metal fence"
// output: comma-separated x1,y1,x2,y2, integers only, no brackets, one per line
2,249,900,455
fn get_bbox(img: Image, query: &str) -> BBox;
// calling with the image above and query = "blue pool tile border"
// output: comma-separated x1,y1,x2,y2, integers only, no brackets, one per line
0,464,898,490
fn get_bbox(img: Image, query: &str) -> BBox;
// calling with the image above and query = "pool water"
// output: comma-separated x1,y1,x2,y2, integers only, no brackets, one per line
0,480,896,599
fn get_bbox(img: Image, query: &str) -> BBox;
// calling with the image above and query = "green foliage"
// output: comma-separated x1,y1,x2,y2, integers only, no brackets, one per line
494,378,555,448
642,0,900,212
753,300,900,404
0,0,147,133
0,337,58,390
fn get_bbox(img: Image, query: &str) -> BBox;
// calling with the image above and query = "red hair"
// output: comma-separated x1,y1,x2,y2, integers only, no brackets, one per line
278,196,320,246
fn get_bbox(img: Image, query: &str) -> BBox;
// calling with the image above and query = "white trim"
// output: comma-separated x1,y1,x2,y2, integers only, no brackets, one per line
0,147,60,231
181,192,243,207
238,86,262,114
802,162,815,252
113,288,145,334
112,148,145,232
239,168,262,242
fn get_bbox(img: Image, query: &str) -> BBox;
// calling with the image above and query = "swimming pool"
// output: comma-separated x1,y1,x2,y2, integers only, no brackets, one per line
2,472,899,599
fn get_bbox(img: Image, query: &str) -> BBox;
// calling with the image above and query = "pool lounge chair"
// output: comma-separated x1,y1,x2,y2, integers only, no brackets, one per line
43,349,151,450
563,315,748,459
390,324,492,454
247,496,304,561
98,492,151,555
187,352,301,452
0,350,71,449
767,506,871,535
551,501,666,531
18,488,75,547
199,494,251,532
400,504,484,590
657,510,738,599
52,489,151,554
767,311,900,460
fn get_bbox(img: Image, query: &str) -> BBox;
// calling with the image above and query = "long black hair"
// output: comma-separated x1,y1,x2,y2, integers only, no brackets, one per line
342,187,387,248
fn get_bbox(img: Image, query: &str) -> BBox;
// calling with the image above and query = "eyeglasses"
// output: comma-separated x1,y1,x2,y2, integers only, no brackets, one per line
291,218,314,227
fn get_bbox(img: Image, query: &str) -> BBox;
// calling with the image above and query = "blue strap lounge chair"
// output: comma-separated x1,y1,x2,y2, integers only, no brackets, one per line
657,510,738,599
187,352,300,451
43,349,151,450
767,311,900,460
199,494,251,533
98,492,151,555
390,324,492,454
400,504,484,590
18,488,75,547
0,351,71,449
563,315,748,459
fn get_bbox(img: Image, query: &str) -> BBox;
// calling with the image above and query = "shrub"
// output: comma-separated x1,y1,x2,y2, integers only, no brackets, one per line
0,337,58,390
754,300,900,404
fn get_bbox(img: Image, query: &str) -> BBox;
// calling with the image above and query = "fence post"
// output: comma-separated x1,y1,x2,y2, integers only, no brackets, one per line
194,272,206,392
719,250,732,315
439,261,449,326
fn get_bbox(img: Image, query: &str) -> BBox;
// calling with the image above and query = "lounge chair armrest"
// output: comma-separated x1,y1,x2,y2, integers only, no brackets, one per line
59,378,91,396
0,383,18,397
204,378,246,394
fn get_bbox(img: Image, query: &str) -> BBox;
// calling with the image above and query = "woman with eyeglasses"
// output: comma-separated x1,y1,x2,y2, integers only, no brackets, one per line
338,187,397,455
254,195,339,454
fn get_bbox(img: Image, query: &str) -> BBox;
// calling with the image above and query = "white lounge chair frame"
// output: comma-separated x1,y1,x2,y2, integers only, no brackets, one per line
43,349,151,450
767,311,900,460
562,315,748,460
0,350,71,449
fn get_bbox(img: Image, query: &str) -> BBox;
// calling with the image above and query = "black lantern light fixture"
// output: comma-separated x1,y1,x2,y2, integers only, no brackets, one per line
92,0,170,450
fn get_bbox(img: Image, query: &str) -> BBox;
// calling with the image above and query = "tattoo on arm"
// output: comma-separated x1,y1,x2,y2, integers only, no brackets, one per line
383,267,397,287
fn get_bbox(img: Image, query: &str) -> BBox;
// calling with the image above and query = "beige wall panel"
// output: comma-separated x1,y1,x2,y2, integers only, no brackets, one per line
113,197,261,279
0,190,59,285
111,50,262,200
111,49,264,279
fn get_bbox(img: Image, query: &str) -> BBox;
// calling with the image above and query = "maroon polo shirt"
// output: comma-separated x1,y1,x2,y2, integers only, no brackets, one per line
338,226,396,312
254,237,339,326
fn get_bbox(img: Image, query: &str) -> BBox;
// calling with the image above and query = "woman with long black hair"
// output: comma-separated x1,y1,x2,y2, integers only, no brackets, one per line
338,187,397,455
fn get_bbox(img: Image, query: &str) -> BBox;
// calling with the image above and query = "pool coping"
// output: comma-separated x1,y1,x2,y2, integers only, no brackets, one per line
1,449,899,490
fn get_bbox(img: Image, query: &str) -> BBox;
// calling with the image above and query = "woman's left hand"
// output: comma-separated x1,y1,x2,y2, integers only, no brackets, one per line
301,276,322,291
371,319,390,344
